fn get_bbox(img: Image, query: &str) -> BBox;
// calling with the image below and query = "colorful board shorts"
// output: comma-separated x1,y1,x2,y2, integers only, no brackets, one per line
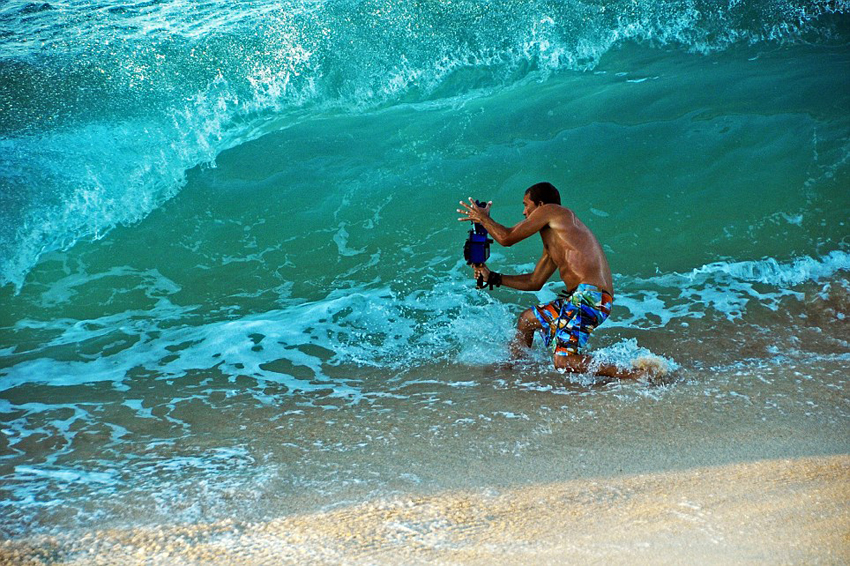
532,284,613,357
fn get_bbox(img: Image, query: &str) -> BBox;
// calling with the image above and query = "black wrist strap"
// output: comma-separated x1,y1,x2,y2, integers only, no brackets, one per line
487,271,502,290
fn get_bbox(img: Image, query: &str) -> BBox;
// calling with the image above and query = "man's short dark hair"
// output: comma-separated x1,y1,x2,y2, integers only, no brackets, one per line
524,182,561,206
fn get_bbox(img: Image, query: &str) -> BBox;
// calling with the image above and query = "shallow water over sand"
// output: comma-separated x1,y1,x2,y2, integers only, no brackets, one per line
2,339,847,536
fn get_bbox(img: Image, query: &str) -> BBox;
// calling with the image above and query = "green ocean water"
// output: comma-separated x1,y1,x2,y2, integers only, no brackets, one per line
0,0,848,539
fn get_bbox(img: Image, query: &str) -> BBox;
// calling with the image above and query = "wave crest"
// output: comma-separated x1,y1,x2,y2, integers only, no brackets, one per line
1,0,847,289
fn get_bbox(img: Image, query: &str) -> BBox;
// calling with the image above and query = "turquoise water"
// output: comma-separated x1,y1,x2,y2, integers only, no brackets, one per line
1,0,849,539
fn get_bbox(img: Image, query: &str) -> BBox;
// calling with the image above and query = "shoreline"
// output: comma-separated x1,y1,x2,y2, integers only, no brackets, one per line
3,454,847,565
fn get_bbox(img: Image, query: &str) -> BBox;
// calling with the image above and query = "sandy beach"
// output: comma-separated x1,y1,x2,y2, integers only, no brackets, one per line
2,454,846,565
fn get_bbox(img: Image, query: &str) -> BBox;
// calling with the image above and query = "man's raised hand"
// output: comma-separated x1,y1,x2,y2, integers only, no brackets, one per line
457,197,492,223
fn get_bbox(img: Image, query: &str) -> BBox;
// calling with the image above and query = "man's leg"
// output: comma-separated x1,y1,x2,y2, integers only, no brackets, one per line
511,308,542,359
553,353,642,379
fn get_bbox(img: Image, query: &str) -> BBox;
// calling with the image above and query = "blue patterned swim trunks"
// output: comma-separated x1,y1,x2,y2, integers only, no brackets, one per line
532,283,613,357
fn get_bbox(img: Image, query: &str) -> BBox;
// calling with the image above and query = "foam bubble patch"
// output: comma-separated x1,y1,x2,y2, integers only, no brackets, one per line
612,250,850,327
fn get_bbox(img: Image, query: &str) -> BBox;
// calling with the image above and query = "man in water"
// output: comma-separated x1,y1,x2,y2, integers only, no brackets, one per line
457,182,634,378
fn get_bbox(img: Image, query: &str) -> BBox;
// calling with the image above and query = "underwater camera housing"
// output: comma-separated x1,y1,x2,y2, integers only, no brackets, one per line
463,200,493,289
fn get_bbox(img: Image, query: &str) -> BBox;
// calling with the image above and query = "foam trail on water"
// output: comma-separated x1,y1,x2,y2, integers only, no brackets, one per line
0,275,514,394
2,251,845,395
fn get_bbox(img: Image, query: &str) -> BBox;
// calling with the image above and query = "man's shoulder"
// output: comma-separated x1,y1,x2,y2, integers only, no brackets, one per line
539,205,577,234
541,204,574,220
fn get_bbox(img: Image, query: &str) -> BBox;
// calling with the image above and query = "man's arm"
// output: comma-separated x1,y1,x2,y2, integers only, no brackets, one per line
458,199,552,247
474,251,557,291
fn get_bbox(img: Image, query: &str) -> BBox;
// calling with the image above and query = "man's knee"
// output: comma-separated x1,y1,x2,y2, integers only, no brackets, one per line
517,308,540,331
553,354,587,373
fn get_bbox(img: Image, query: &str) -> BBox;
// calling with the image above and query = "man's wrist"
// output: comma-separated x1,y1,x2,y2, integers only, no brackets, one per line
487,271,502,289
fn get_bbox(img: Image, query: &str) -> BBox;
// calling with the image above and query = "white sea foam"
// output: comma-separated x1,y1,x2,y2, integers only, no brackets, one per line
587,338,678,375
0,274,510,400
611,250,850,326
685,250,850,287
14,465,117,485
1,251,845,401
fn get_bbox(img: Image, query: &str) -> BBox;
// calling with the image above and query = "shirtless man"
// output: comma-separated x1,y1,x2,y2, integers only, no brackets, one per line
457,182,631,378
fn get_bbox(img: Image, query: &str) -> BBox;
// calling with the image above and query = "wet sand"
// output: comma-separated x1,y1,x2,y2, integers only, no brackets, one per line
2,454,846,565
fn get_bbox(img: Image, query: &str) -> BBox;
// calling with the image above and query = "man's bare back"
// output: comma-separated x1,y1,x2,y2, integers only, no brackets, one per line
528,203,613,294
